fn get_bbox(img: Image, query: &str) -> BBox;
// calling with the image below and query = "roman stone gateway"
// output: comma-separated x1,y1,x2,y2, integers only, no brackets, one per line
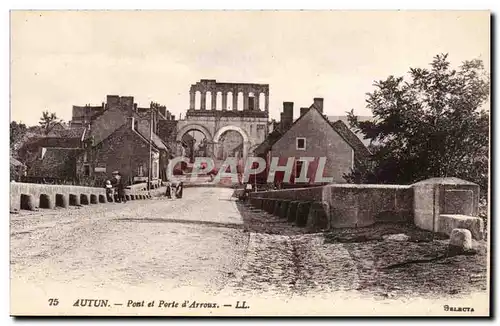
176,79,270,164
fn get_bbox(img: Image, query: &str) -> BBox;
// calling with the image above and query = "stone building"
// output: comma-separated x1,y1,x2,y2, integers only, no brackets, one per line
173,79,270,163
254,98,371,185
22,95,173,186
75,95,173,186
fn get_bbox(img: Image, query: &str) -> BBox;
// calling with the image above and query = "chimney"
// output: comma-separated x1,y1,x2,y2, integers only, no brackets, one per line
166,111,171,120
313,98,323,113
106,95,120,109
171,115,176,121
300,107,309,116
282,102,294,131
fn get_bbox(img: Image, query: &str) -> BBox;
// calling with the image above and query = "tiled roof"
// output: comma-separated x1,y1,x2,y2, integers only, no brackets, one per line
253,129,283,156
47,127,86,139
88,107,129,145
28,148,82,178
328,119,371,158
158,120,178,143
135,115,170,152
254,105,371,159
327,115,373,147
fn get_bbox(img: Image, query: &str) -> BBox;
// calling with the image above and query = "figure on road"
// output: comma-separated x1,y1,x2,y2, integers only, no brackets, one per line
112,171,127,203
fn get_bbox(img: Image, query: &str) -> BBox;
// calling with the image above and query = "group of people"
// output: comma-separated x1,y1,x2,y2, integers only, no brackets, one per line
105,171,184,202
105,171,127,203
165,181,184,199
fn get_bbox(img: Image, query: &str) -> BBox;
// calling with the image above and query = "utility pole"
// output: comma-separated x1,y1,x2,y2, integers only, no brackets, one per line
148,102,153,192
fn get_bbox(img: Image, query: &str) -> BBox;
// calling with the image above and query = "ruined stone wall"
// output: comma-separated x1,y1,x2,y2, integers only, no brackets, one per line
188,79,269,113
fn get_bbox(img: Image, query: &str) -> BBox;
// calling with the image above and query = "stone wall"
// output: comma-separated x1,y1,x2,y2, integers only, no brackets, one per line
413,177,481,236
10,182,106,211
323,184,413,228
248,177,482,237
10,181,159,212
249,184,413,229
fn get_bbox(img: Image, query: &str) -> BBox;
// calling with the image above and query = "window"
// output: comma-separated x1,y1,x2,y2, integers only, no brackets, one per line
83,151,88,163
296,137,306,150
84,165,90,177
138,165,144,177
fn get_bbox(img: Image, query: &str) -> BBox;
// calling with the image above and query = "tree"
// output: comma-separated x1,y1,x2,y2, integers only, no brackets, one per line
10,121,27,151
39,110,62,135
346,53,490,194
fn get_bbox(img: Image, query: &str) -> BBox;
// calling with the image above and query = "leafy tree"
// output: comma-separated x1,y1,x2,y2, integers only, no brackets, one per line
39,110,62,135
345,53,490,194
10,121,27,151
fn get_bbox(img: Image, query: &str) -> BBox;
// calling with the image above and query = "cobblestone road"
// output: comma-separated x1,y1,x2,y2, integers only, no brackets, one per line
11,187,359,301
10,187,488,316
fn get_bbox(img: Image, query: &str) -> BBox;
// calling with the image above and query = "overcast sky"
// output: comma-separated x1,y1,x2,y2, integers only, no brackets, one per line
10,10,489,126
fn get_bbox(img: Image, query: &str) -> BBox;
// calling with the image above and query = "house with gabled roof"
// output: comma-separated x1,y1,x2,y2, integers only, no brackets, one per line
254,98,371,186
76,95,174,185
22,95,174,186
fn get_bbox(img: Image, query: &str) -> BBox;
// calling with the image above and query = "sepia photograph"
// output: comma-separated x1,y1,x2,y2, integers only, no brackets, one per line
8,9,491,316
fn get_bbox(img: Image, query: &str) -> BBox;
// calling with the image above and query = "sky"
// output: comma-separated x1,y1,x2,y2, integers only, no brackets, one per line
10,10,490,126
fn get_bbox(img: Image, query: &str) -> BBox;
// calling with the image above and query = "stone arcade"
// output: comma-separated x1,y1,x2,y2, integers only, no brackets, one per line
176,79,270,162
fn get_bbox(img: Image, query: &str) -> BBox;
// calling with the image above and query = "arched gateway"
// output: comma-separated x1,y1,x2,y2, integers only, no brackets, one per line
175,79,270,162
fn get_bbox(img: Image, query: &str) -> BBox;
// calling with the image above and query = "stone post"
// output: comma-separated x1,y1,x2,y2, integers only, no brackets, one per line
189,90,195,110
222,92,227,111
254,93,260,111
200,92,206,110
265,92,269,113
232,91,238,110
211,91,217,110
243,92,249,111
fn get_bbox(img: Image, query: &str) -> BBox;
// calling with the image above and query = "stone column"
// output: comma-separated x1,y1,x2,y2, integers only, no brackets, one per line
200,92,206,110
211,91,217,110
232,91,238,110
189,90,195,110
243,92,249,111
222,92,227,111
254,93,260,111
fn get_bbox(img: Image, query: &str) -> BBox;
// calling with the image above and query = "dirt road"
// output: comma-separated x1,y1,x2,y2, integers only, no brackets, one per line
10,187,489,316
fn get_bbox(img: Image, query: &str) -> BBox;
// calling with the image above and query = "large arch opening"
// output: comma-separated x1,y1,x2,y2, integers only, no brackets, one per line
216,92,223,110
226,92,233,110
237,92,244,111
195,91,201,110
213,126,250,165
215,130,244,161
176,124,213,164
259,93,265,111
206,91,213,110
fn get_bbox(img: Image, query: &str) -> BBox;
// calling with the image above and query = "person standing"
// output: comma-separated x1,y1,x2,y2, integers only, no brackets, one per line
105,180,114,202
116,173,127,203
112,171,127,203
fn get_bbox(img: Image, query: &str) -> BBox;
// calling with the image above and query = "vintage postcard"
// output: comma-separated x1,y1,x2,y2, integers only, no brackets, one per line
9,10,490,316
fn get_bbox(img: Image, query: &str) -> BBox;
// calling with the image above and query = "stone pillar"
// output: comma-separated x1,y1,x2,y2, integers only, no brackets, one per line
222,92,227,111
200,92,206,110
211,91,217,110
265,92,269,113
189,90,195,110
233,91,238,110
254,93,260,111
243,92,249,111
